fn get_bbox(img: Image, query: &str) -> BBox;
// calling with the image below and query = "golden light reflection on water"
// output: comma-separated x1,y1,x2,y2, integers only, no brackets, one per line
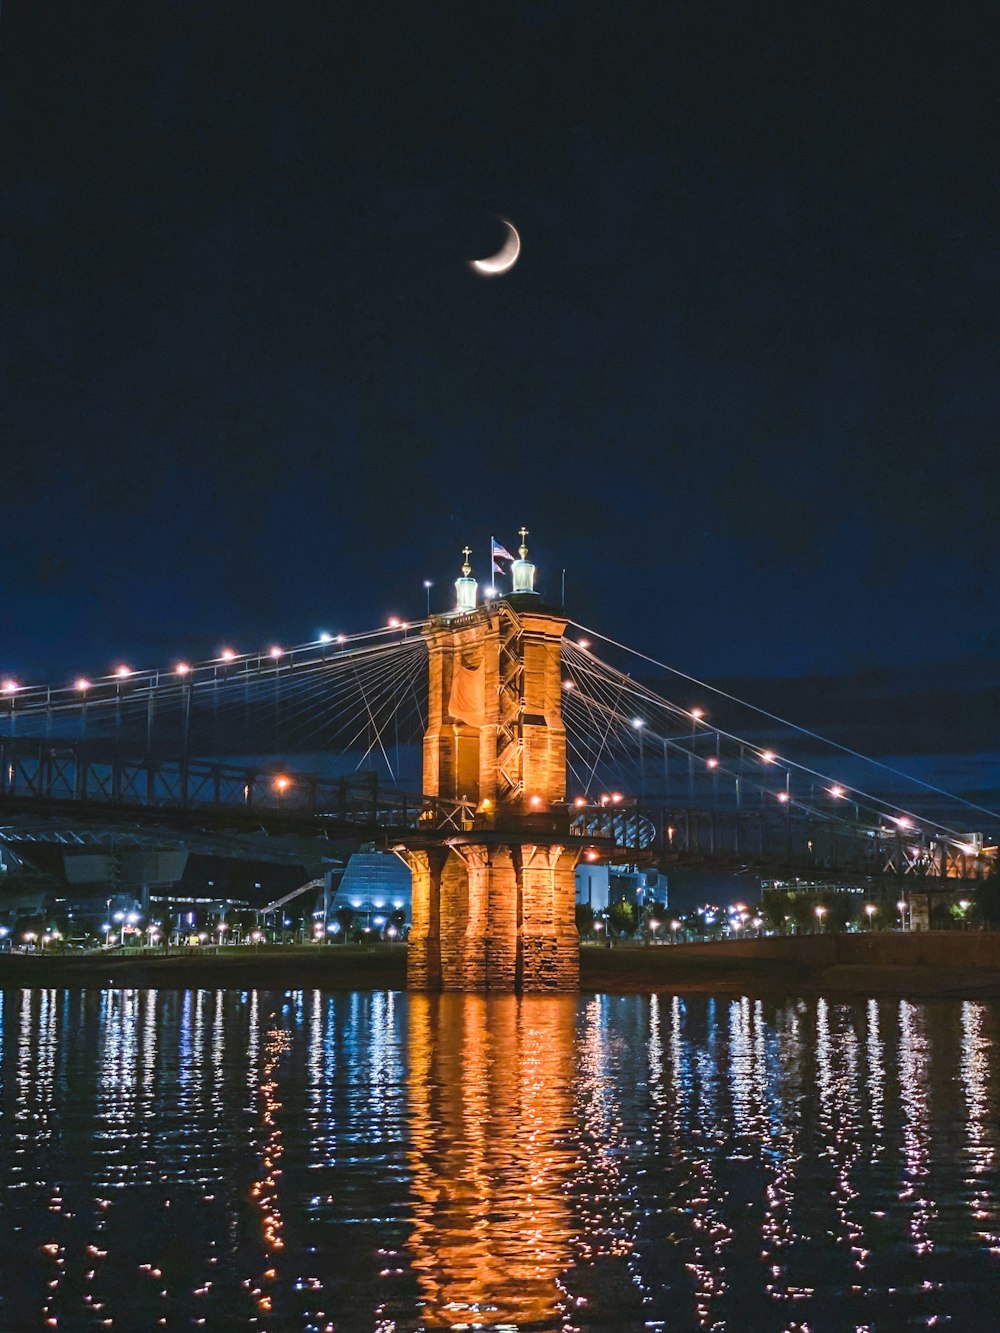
4,990,1000,1329
406,994,578,1329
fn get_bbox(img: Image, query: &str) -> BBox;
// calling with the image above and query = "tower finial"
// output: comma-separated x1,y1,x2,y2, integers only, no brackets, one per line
510,527,537,595
455,545,478,611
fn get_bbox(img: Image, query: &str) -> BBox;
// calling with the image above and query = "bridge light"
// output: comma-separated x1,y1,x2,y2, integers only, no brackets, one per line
893,815,912,829
269,646,284,659
706,757,719,769
586,849,599,861
175,662,191,675
576,638,590,649
760,750,776,763
600,794,610,806
611,792,623,804
485,586,497,599
387,617,400,628
75,677,91,692
631,717,644,729
829,784,846,798
220,648,237,661
1,678,19,695
272,774,292,794
318,632,333,643
115,665,132,678
776,790,790,803
529,794,542,807
690,707,705,721
422,580,433,589
335,634,347,643
563,679,575,690
574,796,587,807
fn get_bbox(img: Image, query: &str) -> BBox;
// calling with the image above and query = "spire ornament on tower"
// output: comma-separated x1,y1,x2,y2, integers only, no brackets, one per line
510,526,537,595
454,545,478,612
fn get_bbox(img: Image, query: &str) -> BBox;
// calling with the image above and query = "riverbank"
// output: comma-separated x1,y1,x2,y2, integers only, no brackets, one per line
3,933,1000,997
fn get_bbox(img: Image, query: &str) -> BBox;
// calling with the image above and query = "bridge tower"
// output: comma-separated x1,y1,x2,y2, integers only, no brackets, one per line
400,535,581,992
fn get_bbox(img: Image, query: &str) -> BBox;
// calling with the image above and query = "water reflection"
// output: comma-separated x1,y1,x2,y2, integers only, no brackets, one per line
407,994,578,1329
2,990,1000,1329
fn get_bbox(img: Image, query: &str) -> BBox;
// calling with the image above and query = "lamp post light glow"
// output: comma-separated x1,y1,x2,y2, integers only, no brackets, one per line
423,580,433,616
814,904,827,931
865,903,877,929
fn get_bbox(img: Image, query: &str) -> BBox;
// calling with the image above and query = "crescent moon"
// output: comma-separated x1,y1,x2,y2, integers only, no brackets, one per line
469,218,521,276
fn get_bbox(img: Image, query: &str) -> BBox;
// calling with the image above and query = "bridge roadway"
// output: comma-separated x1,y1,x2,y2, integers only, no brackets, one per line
0,734,987,884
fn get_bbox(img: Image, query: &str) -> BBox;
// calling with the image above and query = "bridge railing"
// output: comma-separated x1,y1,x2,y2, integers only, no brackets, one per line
0,736,468,833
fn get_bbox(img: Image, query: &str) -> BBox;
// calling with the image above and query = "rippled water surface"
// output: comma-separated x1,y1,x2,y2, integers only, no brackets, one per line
2,989,1000,1331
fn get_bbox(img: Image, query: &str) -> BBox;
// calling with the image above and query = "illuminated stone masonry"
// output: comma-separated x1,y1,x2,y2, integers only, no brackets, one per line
399,537,581,992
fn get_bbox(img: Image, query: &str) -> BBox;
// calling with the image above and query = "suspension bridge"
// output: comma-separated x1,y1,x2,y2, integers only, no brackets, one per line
0,541,994,987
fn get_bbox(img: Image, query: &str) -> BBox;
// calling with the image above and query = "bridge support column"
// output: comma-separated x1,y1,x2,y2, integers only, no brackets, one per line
457,845,519,991
517,844,580,991
404,848,446,991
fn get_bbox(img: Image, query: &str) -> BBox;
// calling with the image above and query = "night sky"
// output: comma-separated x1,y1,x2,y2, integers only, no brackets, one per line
4,2,1000,699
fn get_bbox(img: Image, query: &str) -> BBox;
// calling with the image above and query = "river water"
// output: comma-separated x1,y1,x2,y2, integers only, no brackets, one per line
2,989,1000,1331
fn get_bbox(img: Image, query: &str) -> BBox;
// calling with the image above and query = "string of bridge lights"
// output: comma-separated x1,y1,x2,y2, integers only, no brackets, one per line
0,617,425,704
561,635,984,850
0,612,989,852
568,621,999,827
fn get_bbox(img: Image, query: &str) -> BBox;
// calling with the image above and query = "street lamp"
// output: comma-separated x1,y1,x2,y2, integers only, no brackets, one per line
865,904,877,930
814,904,827,931
423,580,433,616
897,898,907,930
